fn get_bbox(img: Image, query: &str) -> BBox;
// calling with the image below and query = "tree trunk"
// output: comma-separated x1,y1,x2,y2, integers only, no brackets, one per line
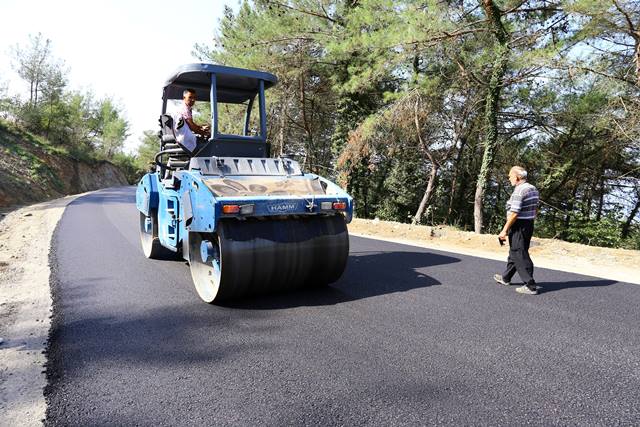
473,0,510,233
562,184,579,237
473,45,509,233
621,192,640,239
373,162,391,207
278,98,287,156
412,95,439,225
34,74,40,105
363,166,369,217
595,175,605,221
447,136,467,219
635,35,640,86
582,175,593,217
631,26,640,85
45,99,51,138
299,73,314,171
413,164,438,225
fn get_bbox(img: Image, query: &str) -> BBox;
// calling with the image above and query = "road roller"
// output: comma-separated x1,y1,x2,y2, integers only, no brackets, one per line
135,63,353,303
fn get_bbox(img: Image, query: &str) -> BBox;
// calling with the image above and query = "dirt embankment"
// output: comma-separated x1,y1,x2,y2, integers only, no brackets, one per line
0,122,128,208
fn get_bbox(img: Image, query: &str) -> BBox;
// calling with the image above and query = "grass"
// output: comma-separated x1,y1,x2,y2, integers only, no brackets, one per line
0,119,67,189
0,119,67,156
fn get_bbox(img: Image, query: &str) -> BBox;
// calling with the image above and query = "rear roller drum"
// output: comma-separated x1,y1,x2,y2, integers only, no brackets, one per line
188,232,223,303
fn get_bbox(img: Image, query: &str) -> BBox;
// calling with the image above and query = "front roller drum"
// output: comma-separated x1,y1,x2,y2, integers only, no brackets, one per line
188,215,349,303
139,210,175,259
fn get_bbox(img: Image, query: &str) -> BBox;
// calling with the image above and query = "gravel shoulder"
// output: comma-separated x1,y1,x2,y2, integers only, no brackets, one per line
0,194,81,427
0,196,637,426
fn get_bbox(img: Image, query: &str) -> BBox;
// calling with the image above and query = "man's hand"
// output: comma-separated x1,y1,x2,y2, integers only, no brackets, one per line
499,212,518,243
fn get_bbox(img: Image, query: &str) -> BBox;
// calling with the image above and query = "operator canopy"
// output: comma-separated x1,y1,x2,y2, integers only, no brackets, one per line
163,63,278,103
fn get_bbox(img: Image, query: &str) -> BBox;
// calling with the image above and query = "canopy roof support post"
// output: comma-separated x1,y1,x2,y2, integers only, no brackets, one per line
161,89,168,115
244,96,255,137
210,73,218,138
258,80,267,140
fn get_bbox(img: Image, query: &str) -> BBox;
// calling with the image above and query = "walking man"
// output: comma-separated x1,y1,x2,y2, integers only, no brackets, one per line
494,166,540,295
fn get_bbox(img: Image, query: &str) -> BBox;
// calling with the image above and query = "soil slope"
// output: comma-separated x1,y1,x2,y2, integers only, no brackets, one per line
0,121,128,208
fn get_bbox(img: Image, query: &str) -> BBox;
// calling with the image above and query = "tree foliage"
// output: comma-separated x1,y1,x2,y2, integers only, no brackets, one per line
2,34,130,163
195,0,640,248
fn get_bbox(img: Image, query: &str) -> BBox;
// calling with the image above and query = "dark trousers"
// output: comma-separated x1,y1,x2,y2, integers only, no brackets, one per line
502,219,536,287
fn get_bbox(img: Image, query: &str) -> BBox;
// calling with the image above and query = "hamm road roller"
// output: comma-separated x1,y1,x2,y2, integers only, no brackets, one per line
135,63,353,303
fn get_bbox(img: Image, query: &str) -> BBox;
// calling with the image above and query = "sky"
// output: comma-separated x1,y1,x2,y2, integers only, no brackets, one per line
0,0,235,153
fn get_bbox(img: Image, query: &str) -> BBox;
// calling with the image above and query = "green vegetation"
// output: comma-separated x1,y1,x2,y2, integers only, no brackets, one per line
130,130,160,179
192,0,639,249
0,33,139,182
5,6,635,249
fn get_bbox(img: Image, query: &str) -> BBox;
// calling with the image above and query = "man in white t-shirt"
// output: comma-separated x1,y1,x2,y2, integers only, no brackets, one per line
174,88,210,153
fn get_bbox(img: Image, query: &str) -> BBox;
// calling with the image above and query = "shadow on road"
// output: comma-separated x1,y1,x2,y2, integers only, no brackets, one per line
536,279,618,293
222,250,460,310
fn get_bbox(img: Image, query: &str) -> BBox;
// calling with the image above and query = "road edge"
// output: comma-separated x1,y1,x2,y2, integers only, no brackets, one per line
0,193,86,427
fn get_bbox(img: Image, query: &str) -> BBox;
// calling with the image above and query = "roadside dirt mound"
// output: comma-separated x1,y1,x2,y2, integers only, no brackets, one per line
0,121,128,208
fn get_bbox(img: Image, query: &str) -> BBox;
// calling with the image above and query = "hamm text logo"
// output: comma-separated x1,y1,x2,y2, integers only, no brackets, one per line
267,202,298,213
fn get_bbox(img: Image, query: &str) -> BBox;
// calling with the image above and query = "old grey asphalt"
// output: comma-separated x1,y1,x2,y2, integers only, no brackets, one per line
45,187,640,426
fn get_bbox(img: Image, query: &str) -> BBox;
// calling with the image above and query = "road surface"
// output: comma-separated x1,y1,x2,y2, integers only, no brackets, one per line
45,187,640,426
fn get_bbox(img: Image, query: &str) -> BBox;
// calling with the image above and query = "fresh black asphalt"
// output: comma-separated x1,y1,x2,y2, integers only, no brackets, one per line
45,187,640,426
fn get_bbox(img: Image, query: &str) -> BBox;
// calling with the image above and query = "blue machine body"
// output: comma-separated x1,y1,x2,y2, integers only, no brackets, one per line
136,161,353,257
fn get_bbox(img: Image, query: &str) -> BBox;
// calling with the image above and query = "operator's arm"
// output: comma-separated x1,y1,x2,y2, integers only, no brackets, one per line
185,118,210,137
499,212,518,241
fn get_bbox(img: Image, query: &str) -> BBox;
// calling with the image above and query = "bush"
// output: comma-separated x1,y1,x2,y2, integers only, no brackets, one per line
563,213,624,248
110,153,140,184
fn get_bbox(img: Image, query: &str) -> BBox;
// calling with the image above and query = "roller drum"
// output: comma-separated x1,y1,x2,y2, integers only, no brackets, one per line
189,215,349,302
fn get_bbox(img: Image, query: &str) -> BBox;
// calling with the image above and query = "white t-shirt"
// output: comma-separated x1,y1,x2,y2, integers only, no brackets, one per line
173,111,197,152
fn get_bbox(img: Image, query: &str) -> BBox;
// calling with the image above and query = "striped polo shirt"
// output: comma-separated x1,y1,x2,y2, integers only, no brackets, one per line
506,182,539,220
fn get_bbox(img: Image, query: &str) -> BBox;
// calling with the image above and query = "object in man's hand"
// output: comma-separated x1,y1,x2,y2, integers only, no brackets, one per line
498,237,504,246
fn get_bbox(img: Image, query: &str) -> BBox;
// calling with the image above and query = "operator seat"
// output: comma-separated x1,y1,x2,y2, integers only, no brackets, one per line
158,114,191,170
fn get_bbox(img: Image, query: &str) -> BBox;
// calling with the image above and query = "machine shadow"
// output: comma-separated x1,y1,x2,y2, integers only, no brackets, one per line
222,250,460,310
44,303,282,424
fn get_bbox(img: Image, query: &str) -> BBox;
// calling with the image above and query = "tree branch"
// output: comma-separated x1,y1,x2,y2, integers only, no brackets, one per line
504,3,562,15
454,57,486,87
611,0,637,35
264,0,338,24
570,64,637,85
